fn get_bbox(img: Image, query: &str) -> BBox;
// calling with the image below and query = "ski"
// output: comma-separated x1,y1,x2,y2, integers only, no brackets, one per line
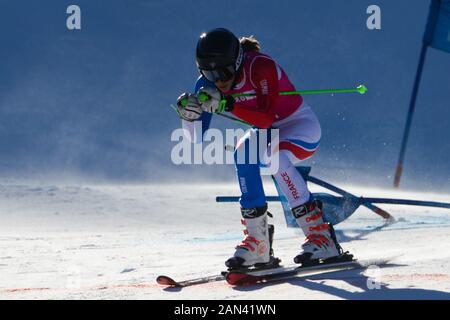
156,257,282,288
226,257,392,286
157,256,393,288
156,273,226,288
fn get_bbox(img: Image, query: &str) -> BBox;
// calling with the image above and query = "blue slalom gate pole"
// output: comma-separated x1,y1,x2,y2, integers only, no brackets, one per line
216,196,280,202
394,43,429,188
216,195,450,210
363,198,450,209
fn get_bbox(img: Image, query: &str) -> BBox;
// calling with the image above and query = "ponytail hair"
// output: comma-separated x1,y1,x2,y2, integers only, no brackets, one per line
239,35,261,53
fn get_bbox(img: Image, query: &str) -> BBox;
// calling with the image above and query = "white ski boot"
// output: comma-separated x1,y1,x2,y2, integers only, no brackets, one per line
292,199,350,265
225,205,280,270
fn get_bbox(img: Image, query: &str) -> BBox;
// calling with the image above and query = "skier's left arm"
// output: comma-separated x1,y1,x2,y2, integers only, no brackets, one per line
230,57,280,129
247,56,279,127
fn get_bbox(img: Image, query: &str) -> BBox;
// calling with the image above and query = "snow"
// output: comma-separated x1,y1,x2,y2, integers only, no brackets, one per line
1,182,449,299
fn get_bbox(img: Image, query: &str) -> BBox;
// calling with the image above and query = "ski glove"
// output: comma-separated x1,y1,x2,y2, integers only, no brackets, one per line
176,92,203,122
198,87,235,114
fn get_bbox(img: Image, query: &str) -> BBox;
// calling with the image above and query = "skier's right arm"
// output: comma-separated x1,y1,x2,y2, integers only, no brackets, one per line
176,92,203,122
180,76,213,143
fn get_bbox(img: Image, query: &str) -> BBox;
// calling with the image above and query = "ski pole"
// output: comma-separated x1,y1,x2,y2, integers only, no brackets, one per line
174,84,368,125
214,84,367,126
196,84,367,113
216,113,252,126
230,84,368,99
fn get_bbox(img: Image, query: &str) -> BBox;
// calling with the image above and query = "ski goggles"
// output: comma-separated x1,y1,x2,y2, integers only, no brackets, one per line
200,65,235,83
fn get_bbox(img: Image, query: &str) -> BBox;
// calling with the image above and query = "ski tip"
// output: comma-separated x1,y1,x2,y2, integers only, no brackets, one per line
226,272,260,286
156,275,179,287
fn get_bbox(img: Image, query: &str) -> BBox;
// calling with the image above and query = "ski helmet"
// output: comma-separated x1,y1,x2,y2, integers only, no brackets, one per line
196,28,243,82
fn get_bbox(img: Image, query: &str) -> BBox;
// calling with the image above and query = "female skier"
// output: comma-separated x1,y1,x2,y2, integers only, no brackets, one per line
176,28,349,269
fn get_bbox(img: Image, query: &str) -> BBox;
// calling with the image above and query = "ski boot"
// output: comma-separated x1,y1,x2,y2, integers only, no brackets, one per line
292,199,353,266
225,204,281,271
